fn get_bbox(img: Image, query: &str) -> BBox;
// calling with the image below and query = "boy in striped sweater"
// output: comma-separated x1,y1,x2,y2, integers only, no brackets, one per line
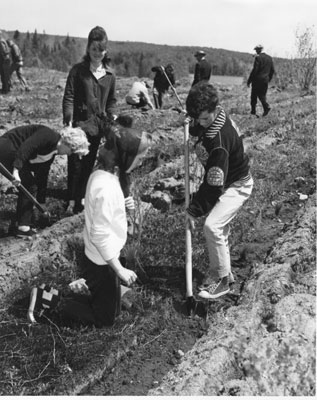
184,82,253,299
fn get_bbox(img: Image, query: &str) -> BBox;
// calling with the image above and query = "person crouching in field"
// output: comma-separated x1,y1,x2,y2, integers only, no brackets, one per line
27,125,151,328
184,82,253,299
0,125,89,237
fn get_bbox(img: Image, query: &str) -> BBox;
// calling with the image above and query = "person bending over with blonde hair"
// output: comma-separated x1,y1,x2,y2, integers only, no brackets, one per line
0,124,89,237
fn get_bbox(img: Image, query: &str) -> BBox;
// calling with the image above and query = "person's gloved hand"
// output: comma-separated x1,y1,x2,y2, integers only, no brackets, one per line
185,210,196,233
69,278,89,294
178,110,192,126
125,196,135,210
12,168,21,187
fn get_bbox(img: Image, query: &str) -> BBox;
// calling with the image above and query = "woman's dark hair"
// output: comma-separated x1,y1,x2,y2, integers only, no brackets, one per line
84,26,109,65
186,82,219,119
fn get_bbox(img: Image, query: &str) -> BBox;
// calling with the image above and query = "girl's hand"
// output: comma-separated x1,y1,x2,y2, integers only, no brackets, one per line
117,267,137,286
125,196,135,210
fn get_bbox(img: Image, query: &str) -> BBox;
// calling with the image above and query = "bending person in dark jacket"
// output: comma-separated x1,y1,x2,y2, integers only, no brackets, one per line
0,125,89,237
184,82,253,299
62,26,117,214
247,44,275,116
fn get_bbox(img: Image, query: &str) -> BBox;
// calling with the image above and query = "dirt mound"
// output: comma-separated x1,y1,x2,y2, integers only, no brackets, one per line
149,194,316,396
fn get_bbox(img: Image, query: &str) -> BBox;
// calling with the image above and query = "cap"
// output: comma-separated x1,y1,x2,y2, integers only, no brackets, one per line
254,44,263,50
194,50,206,57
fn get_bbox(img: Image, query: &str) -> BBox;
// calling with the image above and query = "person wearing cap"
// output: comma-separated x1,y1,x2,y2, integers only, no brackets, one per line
27,122,152,328
0,125,89,237
247,44,275,117
63,26,117,215
125,80,155,110
192,50,212,87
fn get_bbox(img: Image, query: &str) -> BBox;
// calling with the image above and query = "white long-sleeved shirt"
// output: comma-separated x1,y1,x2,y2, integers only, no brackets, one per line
83,169,127,265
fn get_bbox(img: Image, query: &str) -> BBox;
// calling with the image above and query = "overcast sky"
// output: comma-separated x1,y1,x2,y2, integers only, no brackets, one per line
1,0,316,57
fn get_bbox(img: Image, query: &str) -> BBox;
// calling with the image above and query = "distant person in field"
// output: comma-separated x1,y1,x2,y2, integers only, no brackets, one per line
126,80,154,110
7,39,30,92
0,32,12,94
183,82,253,299
63,26,117,215
151,64,175,109
192,50,212,87
0,125,89,237
27,126,152,328
247,44,275,117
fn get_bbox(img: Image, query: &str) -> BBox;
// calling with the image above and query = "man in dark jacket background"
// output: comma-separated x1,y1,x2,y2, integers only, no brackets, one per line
192,50,212,86
247,44,275,117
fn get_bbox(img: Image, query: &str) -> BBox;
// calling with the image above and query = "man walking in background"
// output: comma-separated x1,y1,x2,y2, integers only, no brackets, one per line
247,44,275,117
192,50,211,86
7,39,30,92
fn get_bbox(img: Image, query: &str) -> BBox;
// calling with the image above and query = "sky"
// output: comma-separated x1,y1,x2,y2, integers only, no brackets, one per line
0,0,316,58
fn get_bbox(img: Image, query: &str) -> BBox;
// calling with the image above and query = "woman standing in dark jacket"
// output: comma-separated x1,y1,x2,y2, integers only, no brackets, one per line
62,26,117,214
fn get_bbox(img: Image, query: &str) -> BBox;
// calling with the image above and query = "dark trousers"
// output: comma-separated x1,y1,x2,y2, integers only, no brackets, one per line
0,138,52,226
57,254,121,328
251,80,270,113
67,135,100,207
0,59,11,93
9,64,28,90
153,90,164,109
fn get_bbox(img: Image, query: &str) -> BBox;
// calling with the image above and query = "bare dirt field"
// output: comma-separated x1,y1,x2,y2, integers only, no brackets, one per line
0,68,315,395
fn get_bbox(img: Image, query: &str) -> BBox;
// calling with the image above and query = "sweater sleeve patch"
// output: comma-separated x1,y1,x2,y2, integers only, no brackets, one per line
207,166,224,186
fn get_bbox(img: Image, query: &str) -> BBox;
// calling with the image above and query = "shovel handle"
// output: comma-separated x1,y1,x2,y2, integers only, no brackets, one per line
184,121,193,298
0,162,47,215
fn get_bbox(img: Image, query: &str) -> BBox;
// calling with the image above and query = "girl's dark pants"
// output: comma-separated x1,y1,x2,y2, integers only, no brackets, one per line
67,135,100,210
58,254,121,328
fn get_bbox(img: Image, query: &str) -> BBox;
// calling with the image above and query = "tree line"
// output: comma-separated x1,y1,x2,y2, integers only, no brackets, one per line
8,29,254,78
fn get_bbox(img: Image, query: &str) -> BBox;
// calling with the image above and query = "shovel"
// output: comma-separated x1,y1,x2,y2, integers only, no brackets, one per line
183,121,207,318
158,72,207,317
0,162,51,223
